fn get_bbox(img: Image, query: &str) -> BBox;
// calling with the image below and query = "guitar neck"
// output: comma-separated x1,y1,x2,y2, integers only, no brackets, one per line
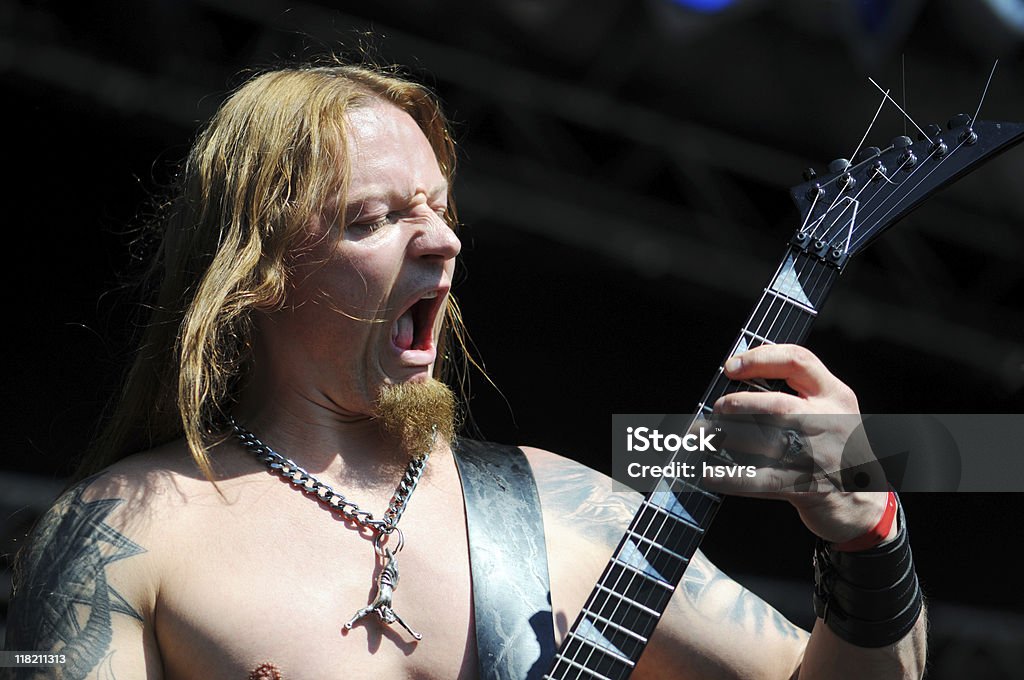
546,246,840,680
544,115,1024,679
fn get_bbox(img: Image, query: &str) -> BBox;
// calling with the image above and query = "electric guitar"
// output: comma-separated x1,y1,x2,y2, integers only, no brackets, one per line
544,114,1024,679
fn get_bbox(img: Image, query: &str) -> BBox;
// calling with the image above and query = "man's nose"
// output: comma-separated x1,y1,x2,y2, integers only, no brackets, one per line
412,214,462,260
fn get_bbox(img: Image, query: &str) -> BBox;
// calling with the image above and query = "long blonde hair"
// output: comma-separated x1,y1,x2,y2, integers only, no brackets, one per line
79,63,470,481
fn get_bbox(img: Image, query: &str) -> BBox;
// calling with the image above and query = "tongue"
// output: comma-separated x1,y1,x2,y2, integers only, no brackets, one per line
394,309,414,350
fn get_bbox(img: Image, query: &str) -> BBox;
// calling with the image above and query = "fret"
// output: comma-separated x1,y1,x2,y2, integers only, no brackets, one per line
544,657,614,680
738,379,771,392
616,537,691,587
702,370,735,406
654,479,721,521
763,287,819,316
643,485,700,525
633,503,701,548
600,559,676,612
740,328,776,346
551,642,629,680
594,584,661,618
641,496,694,526
665,477,722,503
570,613,649,665
750,310,812,348
611,557,674,591
583,590,662,635
567,632,637,667
581,610,650,644
625,530,693,561
610,544,684,593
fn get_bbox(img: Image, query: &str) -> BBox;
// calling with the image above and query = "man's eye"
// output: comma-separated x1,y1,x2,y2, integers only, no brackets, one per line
348,213,399,237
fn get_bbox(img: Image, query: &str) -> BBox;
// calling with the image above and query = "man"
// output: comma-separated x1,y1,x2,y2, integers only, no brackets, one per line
5,63,925,679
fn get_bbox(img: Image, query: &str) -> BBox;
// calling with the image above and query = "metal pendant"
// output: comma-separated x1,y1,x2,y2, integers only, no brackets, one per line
344,539,422,641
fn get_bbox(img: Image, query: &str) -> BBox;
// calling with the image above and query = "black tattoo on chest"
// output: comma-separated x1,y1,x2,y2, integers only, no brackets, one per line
5,476,145,679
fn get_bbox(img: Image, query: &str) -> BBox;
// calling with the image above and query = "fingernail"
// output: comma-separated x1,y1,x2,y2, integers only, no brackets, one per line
725,356,741,373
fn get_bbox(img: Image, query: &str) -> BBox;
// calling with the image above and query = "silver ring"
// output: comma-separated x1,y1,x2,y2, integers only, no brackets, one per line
779,429,805,466
375,527,405,556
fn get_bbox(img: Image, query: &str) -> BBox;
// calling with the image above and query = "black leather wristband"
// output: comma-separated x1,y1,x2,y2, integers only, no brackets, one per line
813,500,924,648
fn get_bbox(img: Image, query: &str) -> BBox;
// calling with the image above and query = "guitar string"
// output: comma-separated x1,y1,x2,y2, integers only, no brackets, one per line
852,134,969,251
552,130,967,679
847,90,891,171
556,247,842,673
559,158,911,677
553,261,821,676
732,126,972,490
972,60,999,127
746,138,961,491
748,131,972,502
556,184,881,677
869,77,933,144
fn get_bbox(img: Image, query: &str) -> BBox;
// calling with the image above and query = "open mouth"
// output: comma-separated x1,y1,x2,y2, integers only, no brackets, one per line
392,290,444,352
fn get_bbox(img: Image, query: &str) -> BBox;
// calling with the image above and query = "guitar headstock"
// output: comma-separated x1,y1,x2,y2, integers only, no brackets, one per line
788,117,1024,270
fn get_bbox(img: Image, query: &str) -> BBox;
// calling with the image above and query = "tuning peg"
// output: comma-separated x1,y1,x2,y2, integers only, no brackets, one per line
918,124,942,141
803,167,818,181
947,113,971,129
870,159,888,181
855,146,881,162
891,136,917,169
828,158,850,174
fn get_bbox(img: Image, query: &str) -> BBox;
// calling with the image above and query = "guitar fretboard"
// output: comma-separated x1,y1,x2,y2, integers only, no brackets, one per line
545,246,839,680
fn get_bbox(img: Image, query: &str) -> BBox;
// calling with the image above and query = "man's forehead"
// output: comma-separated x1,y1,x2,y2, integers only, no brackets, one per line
343,103,448,207
345,180,449,208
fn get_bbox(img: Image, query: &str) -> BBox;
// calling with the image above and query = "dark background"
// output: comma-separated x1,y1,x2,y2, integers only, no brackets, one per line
3,0,1024,676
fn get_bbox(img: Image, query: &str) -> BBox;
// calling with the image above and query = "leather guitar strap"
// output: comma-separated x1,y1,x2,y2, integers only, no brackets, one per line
452,438,557,680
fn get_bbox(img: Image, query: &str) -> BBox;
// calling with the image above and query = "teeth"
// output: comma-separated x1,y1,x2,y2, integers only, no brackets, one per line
421,291,438,299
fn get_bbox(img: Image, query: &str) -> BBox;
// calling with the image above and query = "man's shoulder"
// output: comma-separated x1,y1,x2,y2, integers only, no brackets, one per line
17,440,204,572
516,445,643,548
17,439,239,588
69,440,217,522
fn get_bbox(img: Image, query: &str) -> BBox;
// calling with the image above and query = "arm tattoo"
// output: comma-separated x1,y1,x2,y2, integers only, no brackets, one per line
683,554,804,642
535,455,805,645
533,460,640,548
5,475,145,679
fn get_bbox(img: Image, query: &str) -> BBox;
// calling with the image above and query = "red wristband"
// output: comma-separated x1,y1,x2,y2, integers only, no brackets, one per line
833,491,898,552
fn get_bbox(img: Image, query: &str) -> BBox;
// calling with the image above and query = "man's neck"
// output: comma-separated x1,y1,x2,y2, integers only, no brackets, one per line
229,399,432,491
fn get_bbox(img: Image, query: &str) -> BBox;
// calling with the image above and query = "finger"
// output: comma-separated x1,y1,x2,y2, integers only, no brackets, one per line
707,413,799,466
713,389,806,418
700,462,837,496
723,344,841,398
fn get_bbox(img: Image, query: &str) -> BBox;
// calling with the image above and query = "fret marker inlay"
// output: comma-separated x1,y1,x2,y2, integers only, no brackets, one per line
771,254,814,308
619,539,667,582
649,484,697,526
577,619,630,663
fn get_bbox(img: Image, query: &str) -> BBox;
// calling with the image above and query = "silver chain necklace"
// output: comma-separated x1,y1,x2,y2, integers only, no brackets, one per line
230,418,434,640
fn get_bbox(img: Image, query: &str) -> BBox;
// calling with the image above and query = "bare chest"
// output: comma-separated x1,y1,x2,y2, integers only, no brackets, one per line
154,484,477,680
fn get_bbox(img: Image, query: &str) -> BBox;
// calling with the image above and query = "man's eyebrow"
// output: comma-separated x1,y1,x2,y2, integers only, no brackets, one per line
345,182,450,210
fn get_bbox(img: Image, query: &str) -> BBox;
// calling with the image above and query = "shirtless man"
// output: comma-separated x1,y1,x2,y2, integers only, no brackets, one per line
5,63,926,679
